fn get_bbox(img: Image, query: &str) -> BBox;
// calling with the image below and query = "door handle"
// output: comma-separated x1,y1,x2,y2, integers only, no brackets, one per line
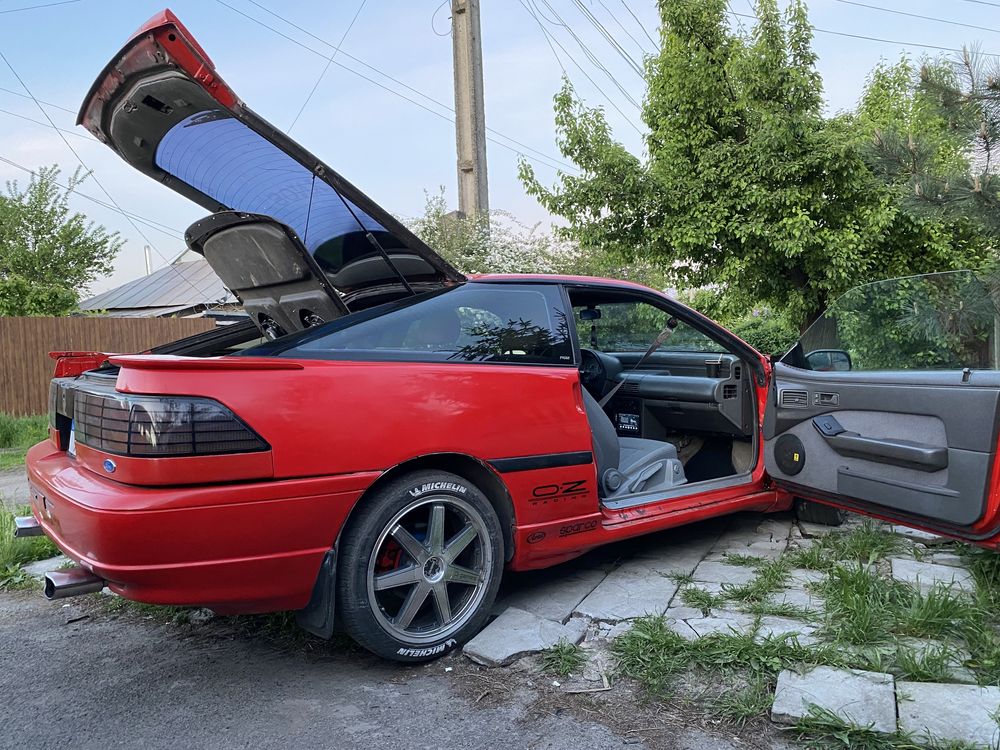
812,417,948,472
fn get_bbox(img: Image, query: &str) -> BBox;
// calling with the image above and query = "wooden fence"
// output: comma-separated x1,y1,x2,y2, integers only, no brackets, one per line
0,316,216,416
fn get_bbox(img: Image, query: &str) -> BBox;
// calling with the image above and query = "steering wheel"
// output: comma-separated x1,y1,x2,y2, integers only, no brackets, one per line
579,348,608,393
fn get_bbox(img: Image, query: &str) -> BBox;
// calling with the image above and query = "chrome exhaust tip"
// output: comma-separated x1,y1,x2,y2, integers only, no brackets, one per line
43,568,105,600
13,515,44,538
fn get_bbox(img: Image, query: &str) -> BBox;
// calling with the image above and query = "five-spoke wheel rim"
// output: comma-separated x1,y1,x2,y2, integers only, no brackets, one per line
366,495,492,645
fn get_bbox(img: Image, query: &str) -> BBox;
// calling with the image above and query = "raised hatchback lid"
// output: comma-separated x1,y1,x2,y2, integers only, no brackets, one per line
78,9,464,334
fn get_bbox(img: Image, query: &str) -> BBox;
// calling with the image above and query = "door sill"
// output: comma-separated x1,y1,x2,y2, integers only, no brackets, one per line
600,472,753,511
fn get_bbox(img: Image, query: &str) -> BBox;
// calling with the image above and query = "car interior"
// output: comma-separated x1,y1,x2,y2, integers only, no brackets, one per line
569,287,758,508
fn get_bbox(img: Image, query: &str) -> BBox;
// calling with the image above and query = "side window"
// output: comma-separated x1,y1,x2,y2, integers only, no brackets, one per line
285,284,574,364
575,300,721,353
783,271,999,371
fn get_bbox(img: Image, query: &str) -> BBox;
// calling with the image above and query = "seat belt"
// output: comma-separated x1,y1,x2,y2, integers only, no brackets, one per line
599,319,678,408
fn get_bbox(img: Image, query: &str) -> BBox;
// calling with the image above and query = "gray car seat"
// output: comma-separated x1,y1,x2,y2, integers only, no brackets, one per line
582,388,687,497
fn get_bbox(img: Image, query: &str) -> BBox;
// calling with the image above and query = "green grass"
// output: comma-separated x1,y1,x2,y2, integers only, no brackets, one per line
679,585,726,613
0,504,59,589
895,584,980,640
711,675,773,726
722,558,791,604
815,564,911,646
894,642,961,683
786,520,903,572
789,706,925,749
0,413,47,471
542,640,586,676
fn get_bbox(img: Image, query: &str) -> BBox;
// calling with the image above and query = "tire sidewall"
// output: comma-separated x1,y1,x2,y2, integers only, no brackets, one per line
337,470,504,663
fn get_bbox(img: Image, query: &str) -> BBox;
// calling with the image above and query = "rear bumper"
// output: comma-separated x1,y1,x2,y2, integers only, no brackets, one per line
25,442,377,613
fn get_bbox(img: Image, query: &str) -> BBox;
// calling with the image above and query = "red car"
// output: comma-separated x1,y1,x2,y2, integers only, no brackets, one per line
18,11,1000,661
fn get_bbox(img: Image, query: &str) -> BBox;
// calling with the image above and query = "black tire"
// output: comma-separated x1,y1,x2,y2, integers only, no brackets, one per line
337,470,504,662
795,498,847,526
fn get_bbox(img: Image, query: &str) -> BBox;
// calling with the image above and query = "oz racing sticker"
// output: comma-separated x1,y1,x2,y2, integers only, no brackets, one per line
397,638,457,658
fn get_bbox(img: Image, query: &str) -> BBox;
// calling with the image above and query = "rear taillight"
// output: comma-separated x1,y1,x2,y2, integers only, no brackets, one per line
74,391,268,457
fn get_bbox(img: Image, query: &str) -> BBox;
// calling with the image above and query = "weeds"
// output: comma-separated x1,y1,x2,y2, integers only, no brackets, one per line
723,558,791,604
680,585,726,613
0,414,47,471
787,520,902,571
542,640,586,676
789,706,923,749
711,675,773,725
0,505,59,588
895,584,979,640
816,564,910,645
894,643,960,683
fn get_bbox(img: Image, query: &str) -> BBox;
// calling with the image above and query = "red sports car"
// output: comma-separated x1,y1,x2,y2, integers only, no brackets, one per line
18,11,1000,661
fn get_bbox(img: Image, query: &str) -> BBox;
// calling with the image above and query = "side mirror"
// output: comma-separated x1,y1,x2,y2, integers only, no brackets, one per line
805,349,852,372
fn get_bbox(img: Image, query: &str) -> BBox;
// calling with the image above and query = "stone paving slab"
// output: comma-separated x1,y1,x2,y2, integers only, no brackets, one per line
501,568,607,623
797,521,839,538
685,611,755,638
764,587,823,613
897,682,1000,747
787,568,826,587
926,551,965,568
632,538,719,575
757,616,818,646
771,667,896,734
891,525,949,544
21,555,69,580
463,607,587,666
573,564,678,622
691,561,758,586
890,558,976,594
709,541,786,561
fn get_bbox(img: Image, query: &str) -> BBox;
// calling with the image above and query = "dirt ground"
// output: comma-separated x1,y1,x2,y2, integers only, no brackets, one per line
0,560,792,750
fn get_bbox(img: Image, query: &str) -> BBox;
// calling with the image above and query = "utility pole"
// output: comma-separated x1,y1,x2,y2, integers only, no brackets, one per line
450,0,489,218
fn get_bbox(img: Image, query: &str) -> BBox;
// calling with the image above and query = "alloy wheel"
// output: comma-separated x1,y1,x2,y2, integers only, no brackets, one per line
366,495,492,645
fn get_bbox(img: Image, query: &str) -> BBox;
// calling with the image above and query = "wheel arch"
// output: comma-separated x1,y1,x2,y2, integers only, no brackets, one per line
297,453,517,641
356,453,517,563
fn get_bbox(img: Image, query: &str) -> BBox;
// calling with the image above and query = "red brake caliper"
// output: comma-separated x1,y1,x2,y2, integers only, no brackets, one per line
375,538,404,574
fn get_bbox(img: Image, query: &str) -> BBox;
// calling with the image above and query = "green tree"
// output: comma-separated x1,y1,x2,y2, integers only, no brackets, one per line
0,166,122,315
868,47,1000,238
520,0,986,331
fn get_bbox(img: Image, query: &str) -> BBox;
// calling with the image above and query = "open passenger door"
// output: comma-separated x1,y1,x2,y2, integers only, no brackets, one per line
763,271,1000,543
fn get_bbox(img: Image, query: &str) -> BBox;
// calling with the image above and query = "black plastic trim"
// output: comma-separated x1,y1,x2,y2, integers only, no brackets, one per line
489,451,594,473
296,548,337,640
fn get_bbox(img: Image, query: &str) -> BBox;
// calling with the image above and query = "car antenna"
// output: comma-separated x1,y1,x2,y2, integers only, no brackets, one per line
323,170,416,296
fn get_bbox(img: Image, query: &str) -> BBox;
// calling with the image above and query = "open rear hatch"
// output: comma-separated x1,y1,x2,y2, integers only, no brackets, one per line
79,9,465,337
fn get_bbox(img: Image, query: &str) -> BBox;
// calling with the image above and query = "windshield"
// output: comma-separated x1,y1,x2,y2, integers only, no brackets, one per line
781,270,1000,372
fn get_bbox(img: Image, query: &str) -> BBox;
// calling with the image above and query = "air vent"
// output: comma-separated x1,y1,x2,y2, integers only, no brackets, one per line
733,364,742,381
620,381,640,395
723,383,738,400
780,389,808,407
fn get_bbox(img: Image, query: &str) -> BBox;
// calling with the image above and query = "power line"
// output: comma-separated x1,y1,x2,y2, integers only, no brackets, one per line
0,155,184,239
0,85,77,113
533,0,642,107
958,0,1000,8
595,0,652,56
520,0,644,135
0,0,79,14
288,0,366,133
0,46,211,298
569,0,644,78
0,106,93,140
223,0,578,173
832,0,1000,36
619,0,658,49
728,10,1000,59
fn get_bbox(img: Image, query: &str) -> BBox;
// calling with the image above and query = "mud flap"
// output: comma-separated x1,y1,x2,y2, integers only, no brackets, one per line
296,548,337,639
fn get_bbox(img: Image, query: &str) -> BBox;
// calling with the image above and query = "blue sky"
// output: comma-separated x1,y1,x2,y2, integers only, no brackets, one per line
0,0,996,294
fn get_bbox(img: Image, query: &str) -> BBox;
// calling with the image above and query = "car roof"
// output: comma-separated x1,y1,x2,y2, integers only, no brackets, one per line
469,273,661,294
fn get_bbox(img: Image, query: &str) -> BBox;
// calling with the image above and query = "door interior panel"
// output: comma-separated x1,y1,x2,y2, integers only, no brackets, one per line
765,364,1000,529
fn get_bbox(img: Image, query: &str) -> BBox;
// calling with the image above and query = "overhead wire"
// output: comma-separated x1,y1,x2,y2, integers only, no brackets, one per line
568,0,645,78
727,10,1000,59
595,0,652,56
533,0,642,107
0,0,79,14
0,155,184,240
619,0,658,49
520,0,644,135
287,0,367,133
0,46,217,297
221,0,578,173
832,0,1000,36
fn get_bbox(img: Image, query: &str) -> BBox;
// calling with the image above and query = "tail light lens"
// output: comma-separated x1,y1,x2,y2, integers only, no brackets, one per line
74,391,268,457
